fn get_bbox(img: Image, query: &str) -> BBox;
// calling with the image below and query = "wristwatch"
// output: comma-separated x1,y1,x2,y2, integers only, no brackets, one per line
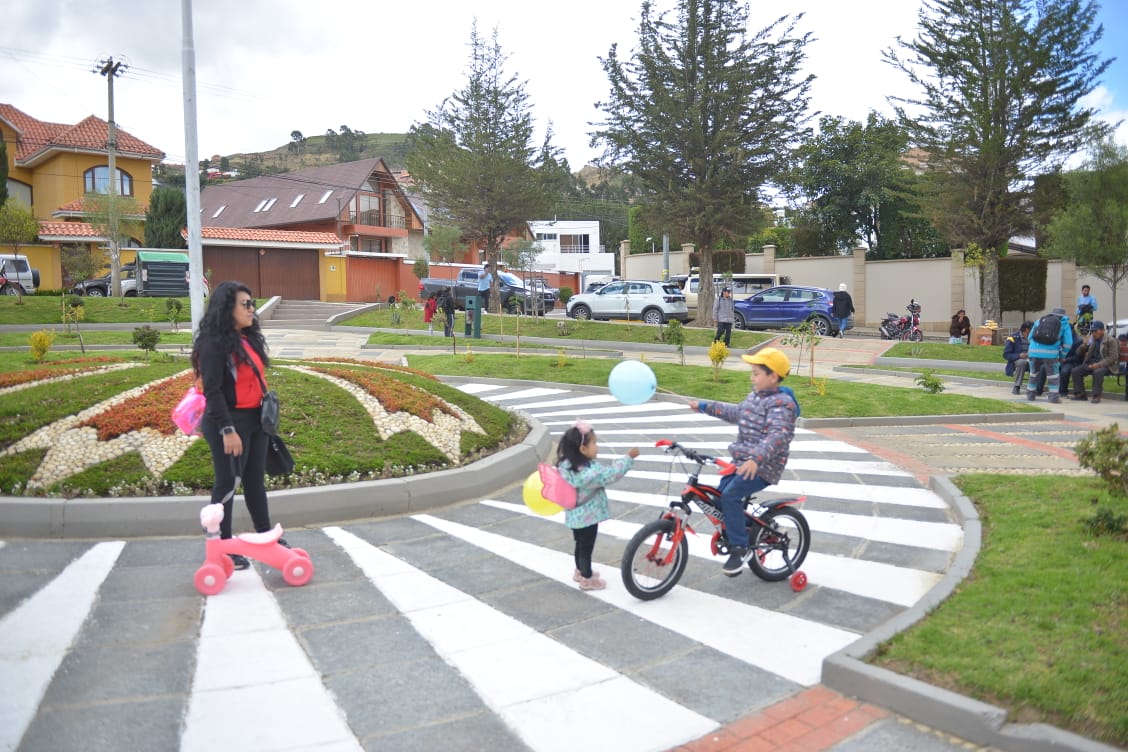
220,426,237,436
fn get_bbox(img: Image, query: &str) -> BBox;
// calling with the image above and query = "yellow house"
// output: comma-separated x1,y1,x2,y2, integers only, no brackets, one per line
1,103,164,290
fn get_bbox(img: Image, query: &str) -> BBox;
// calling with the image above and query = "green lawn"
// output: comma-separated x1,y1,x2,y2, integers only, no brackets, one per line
0,330,194,348
0,295,195,325
884,341,1007,363
875,474,1127,746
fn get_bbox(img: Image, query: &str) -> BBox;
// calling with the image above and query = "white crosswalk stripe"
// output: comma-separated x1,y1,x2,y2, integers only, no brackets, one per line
0,381,967,752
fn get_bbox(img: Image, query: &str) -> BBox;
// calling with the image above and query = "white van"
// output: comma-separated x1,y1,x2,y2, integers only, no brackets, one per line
679,273,791,317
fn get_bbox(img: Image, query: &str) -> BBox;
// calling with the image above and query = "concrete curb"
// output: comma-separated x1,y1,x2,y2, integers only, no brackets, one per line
821,476,1120,752
0,421,552,540
799,412,1063,428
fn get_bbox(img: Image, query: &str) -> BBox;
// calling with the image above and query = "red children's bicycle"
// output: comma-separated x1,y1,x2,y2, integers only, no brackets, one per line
620,440,810,600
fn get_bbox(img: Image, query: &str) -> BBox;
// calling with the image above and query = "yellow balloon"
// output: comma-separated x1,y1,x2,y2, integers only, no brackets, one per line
523,471,563,516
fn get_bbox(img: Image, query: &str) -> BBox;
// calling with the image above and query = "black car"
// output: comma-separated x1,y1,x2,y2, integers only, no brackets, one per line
72,264,137,297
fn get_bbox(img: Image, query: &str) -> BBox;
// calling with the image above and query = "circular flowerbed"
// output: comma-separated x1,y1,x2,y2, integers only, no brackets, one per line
0,355,524,498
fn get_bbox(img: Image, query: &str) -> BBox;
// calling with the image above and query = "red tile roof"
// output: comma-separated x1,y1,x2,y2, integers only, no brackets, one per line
0,104,164,165
193,226,342,245
37,221,104,240
53,198,147,217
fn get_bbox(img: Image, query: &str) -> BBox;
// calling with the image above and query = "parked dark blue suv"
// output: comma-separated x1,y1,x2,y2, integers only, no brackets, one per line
733,285,850,336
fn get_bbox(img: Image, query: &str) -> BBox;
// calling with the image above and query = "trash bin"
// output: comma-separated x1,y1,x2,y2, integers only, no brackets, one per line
464,295,481,338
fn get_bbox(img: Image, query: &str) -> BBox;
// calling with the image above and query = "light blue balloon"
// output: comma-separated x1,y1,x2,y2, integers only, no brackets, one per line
609,360,657,405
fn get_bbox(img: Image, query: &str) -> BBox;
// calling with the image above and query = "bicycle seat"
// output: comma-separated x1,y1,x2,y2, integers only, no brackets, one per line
236,523,284,546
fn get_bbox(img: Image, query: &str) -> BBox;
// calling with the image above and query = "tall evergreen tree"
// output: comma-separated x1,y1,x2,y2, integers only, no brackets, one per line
0,140,9,207
884,0,1111,322
592,0,813,325
407,23,562,312
145,186,188,249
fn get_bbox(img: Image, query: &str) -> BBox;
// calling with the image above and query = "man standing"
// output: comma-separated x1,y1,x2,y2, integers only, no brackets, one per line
832,283,854,338
477,263,492,314
1003,321,1032,394
1070,321,1117,403
1026,307,1073,404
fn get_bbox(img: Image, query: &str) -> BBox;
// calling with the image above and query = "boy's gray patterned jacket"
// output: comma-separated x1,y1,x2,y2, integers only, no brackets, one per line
700,389,796,484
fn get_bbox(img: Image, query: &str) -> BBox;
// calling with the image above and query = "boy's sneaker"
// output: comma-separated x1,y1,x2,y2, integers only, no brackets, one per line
1026,390,1036,401
228,554,250,570
722,547,752,577
1048,394,1061,404
578,574,606,591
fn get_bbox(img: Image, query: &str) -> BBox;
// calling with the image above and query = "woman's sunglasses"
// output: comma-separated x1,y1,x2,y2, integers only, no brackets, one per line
237,299,256,310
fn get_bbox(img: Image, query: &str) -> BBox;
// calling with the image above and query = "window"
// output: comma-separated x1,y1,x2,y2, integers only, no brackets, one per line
628,282,652,295
211,205,226,218
536,233,557,241
6,179,31,206
83,166,133,196
350,237,385,253
318,190,334,204
290,194,305,208
253,198,278,212
262,198,277,211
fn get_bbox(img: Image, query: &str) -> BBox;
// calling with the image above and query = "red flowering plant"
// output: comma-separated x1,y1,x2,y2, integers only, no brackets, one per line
311,358,438,381
310,366,456,423
0,357,126,390
79,371,195,441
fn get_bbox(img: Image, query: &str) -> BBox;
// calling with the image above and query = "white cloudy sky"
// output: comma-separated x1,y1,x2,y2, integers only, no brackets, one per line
2,0,1125,169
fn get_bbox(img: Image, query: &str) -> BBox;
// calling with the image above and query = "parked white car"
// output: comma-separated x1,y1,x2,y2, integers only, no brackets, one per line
566,280,688,324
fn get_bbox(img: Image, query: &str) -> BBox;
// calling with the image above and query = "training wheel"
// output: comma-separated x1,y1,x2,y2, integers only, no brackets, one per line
790,571,808,592
709,531,722,556
194,563,227,596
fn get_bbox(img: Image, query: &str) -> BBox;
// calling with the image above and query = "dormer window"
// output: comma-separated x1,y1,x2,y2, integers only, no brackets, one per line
211,205,226,218
83,166,133,196
318,190,334,204
253,198,278,212
290,194,305,208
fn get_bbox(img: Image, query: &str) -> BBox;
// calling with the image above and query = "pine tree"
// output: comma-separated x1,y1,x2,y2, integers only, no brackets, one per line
885,0,1111,322
407,23,562,313
145,186,188,249
592,0,813,325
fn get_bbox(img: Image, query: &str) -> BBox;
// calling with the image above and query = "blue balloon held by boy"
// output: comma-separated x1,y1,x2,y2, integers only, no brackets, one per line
608,360,657,405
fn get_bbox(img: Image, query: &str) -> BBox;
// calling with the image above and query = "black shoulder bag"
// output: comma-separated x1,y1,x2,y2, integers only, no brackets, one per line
244,348,280,436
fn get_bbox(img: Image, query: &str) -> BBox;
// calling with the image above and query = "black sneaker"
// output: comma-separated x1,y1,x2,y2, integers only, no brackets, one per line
228,554,250,570
722,547,751,577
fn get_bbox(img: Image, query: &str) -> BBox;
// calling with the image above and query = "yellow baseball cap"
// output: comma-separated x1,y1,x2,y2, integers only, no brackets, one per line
741,347,790,377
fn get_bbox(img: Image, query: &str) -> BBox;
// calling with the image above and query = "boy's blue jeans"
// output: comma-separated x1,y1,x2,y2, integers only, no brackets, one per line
718,472,769,548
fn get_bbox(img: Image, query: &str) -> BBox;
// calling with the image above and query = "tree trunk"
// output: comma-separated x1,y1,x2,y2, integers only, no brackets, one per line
979,253,1001,324
698,249,714,329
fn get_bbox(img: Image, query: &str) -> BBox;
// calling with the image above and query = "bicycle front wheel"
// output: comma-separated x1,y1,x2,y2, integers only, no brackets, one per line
747,507,810,582
621,518,689,600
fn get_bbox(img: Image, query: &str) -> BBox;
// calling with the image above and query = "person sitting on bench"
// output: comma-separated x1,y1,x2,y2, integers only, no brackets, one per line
1070,321,1118,404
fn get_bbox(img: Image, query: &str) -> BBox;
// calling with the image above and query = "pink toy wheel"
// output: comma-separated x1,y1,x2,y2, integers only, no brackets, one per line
195,563,227,596
282,556,314,587
790,571,808,592
221,555,235,577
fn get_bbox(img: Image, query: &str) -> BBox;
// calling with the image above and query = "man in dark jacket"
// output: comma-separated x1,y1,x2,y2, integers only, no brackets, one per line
1070,321,1118,403
831,283,854,338
1003,321,1032,394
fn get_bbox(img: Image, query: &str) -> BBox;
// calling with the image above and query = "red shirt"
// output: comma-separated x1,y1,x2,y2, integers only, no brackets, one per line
234,339,267,408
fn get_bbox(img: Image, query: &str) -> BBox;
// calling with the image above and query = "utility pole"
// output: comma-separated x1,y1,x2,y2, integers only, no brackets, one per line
97,57,126,296
181,0,206,332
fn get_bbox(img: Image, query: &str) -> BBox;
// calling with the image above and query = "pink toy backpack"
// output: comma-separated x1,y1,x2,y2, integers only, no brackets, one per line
538,463,578,509
172,386,206,436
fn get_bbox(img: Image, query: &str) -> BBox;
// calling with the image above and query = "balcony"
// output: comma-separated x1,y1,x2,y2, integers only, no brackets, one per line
344,210,408,238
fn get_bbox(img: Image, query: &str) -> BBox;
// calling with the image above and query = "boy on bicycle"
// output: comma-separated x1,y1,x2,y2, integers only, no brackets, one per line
688,347,799,577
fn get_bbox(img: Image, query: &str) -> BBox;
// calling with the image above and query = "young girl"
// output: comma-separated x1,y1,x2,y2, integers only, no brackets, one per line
556,421,639,590
423,293,438,335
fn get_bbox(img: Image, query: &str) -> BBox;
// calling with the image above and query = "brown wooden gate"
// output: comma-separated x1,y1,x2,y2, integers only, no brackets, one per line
203,246,320,300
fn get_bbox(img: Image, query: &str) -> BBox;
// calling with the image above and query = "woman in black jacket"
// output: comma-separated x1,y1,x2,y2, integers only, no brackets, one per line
191,281,277,569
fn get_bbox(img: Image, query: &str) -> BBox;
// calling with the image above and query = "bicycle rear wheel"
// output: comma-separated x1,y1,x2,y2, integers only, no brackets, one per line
621,518,689,600
747,507,810,582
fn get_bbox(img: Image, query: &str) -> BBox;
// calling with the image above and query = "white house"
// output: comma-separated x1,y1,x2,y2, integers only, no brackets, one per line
527,219,615,288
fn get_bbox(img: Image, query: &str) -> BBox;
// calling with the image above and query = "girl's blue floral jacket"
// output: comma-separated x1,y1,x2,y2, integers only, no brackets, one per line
559,455,634,529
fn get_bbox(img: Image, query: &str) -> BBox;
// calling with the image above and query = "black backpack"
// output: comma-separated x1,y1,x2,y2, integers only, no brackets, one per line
1031,314,1062,345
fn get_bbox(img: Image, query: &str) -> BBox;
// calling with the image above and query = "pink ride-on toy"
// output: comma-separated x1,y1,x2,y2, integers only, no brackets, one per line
194,503,314,596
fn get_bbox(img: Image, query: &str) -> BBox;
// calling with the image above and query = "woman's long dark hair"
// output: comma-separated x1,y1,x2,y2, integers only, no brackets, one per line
556,426,594,470
191,280,269,372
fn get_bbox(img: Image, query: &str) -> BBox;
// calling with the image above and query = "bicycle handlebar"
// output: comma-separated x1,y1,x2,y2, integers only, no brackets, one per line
654,439,736,475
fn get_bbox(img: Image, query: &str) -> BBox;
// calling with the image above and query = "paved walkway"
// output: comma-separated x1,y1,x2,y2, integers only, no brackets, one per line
2,322,1121,752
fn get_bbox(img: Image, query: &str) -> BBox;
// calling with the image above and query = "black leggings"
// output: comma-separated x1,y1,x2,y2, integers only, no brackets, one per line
201,408,272,539
572,524,599,578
